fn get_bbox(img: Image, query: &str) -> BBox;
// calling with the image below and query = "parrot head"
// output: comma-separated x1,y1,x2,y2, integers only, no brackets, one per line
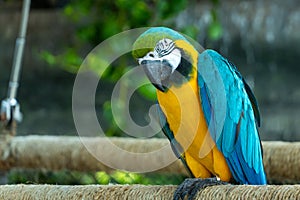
133,27,198,92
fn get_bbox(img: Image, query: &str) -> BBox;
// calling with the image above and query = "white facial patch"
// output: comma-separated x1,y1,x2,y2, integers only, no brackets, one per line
139,38,181,73
162,48,181,73
138,51,159,65
155,38,175,57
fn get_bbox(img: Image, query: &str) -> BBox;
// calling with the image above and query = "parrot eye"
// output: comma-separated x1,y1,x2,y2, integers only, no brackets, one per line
155,38,175,57
148,52,155,58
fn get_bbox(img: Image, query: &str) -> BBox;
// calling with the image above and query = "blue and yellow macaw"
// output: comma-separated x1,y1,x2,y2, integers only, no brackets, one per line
132,27,266,199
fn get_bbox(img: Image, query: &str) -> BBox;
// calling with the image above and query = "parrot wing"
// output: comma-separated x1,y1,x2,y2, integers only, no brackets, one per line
242,77,261,127
197,50,266,184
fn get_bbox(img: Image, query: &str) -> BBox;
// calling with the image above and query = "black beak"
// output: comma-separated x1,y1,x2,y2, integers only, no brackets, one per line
140,60,172,92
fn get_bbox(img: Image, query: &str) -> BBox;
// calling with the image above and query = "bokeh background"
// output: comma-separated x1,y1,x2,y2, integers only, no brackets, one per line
0,0,299,184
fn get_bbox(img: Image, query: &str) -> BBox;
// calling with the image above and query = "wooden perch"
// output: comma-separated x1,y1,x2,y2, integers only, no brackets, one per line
0,184,300,200
0,136,300,183
0,136,187,174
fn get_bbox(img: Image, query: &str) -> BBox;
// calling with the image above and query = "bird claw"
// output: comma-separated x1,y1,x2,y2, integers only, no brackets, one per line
173,177,229,200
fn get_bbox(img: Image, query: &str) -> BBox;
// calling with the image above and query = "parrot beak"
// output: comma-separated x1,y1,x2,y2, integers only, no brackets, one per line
140,59,172,92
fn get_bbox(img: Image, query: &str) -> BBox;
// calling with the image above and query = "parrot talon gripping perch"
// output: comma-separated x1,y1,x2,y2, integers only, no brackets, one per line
174,177,229,200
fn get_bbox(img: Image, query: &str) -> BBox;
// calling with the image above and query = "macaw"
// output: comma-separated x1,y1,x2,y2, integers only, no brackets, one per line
132,27,266,199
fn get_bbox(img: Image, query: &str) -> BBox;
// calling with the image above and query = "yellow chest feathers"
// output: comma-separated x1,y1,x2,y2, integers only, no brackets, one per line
156,40,232,181
156,39,201,149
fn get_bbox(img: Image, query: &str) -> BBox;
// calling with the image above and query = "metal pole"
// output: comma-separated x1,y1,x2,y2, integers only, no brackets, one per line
1,0,31,133
8,0,31,99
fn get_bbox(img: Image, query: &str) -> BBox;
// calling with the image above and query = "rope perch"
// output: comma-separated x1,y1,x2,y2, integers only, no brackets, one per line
0,184,300,200
0,136,300,183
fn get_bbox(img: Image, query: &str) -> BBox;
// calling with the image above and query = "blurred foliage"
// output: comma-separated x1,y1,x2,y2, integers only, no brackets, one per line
41,0,189,73
8,169,186,185
41,0,222,136
208,0,222,41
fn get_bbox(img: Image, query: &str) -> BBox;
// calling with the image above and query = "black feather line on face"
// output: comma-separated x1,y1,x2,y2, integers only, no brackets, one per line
168,48,194,88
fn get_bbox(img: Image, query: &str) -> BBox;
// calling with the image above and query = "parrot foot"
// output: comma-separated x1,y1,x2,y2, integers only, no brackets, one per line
173,177,229,200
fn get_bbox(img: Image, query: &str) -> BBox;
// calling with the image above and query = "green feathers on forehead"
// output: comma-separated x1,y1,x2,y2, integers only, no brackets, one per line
132,27,189,59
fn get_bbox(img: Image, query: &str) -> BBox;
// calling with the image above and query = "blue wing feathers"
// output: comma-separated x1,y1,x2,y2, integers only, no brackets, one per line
243,78,261,127
198,50,266,184
227,138,266,184
199,85,212,126
221,116,236,154
228,148,248,183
